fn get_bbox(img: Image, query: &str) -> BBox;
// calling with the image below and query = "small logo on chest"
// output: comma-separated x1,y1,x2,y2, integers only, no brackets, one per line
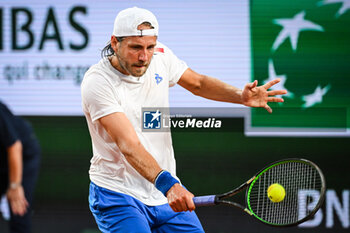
155,73,163,84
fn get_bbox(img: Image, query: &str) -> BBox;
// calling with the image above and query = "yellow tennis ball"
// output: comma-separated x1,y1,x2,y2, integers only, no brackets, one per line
267,183,286,203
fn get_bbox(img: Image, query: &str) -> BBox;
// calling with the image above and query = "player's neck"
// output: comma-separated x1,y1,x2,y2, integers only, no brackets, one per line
109,56,130,76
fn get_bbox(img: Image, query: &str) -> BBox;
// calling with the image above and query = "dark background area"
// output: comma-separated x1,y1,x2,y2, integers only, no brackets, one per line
1,116,348,233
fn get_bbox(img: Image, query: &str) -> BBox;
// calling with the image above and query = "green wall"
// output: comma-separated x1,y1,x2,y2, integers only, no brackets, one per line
7,116,346,233
26,116,349,203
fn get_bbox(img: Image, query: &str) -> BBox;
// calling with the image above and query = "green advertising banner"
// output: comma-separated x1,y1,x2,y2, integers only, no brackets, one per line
248,0,350,136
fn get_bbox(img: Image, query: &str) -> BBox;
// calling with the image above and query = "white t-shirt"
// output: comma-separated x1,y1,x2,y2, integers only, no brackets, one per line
81,42,188,206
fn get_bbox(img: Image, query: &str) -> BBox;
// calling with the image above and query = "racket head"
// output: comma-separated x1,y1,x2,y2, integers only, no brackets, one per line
246,158,326,227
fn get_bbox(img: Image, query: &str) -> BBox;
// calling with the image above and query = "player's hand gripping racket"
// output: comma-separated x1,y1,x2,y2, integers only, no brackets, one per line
193,158,326,227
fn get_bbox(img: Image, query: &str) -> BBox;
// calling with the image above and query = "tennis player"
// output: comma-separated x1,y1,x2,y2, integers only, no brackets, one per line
81,7,286,233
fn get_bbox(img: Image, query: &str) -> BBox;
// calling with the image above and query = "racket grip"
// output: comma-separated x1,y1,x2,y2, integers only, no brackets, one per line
193,195,216,207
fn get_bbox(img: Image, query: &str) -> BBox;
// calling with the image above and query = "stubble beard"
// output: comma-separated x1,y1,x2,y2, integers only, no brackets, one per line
115,53,149,77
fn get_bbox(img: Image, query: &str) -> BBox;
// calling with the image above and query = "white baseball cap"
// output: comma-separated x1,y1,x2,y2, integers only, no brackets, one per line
113,7,159,37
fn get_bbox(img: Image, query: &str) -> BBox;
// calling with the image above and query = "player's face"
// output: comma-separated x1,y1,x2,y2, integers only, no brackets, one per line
114,34,157,77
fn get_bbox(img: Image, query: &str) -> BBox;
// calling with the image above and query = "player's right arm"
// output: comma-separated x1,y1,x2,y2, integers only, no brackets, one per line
98,112,195,212
99,112,161,183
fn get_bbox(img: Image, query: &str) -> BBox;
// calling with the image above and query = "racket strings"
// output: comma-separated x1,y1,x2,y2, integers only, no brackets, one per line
247,161,323,225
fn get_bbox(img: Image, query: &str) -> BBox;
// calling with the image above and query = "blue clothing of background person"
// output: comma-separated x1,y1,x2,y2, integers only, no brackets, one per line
0,101,40,233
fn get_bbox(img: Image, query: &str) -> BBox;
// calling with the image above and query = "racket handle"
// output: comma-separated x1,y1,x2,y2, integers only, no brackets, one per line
193,195,216,207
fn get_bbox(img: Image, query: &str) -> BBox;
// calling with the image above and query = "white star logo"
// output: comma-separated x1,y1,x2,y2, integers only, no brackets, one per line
318,0,350,17
272,11,324,52
264,59,294,99
151,110,161,122
302,85,331,108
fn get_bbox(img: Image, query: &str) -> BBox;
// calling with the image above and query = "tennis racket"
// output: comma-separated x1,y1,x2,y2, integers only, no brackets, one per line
193,158,326,227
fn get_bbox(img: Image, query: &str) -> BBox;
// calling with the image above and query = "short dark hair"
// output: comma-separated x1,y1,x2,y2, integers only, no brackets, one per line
100,22,154,58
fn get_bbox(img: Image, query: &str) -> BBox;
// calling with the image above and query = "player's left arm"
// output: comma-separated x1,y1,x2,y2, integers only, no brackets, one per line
178,68,287,113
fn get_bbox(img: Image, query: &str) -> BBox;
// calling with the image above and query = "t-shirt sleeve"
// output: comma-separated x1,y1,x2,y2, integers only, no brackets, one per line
0,107,19,148
160,44,188,87
81,72,123,122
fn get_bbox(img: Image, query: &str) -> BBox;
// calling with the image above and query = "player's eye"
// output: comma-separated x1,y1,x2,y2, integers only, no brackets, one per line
130,45,142,50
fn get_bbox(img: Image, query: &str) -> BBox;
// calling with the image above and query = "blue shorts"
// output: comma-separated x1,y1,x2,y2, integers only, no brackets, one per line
89,182,204,233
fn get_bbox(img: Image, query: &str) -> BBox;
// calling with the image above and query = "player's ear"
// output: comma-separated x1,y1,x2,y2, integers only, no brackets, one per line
111,35,119,54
